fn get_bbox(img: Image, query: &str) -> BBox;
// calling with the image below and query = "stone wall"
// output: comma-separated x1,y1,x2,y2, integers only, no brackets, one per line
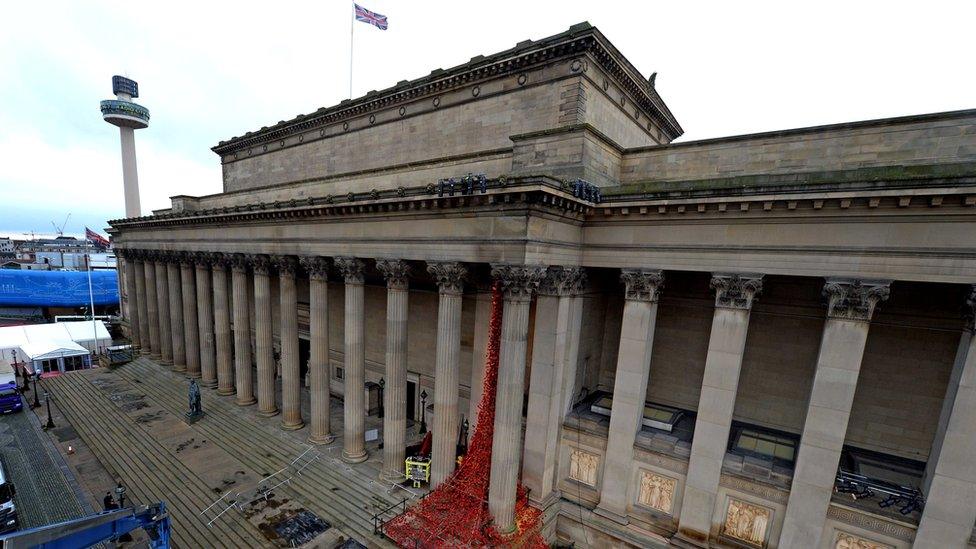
620,109,976,184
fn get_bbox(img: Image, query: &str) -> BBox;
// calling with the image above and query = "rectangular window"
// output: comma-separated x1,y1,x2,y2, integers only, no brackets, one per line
334,367,344,380
732,427,797,464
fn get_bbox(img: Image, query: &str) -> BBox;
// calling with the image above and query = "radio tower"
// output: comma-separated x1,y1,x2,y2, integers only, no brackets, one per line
100,76,150,218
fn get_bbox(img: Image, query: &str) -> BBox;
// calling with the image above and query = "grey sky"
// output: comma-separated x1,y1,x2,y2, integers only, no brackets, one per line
1,1,973,239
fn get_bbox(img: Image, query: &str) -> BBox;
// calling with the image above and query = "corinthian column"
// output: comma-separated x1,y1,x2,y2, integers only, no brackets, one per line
120,251,141,349
213,255,235,396
488,264,547,533
231,255,255,405
276,255,303,430
336,257,367,463
167,259,186,372
180,254,201,378
677,274,763,546
595,269,665,524
144,252,161,359
377,259,411,481
134,254,151,355
195,253,217,388
155,258,173,365
426,261,466,487
779,279,890,548
301,257,333,443
251,255,278,417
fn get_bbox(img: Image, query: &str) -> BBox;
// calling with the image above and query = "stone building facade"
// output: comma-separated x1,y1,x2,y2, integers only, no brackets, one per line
108,23,976,548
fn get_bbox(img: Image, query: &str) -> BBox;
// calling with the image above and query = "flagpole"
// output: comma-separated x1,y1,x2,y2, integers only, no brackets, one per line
349,1,355,99
85,233,98,355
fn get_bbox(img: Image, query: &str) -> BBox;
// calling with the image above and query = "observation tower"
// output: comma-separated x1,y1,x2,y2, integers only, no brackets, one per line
101,76,150,218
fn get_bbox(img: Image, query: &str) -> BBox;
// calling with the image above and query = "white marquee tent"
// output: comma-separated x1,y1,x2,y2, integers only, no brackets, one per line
0,321,110,374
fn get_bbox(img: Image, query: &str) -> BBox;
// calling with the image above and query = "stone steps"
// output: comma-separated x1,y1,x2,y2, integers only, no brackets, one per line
115,359,401,548
47,372,267,549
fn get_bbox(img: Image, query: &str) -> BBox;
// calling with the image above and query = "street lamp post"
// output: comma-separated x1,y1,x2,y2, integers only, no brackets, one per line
378,377,385,419
44,391,55,429
419,389,428,434
31,374,41,408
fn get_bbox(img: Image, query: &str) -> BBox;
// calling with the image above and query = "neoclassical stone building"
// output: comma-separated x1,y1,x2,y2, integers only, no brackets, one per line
109,23,976,549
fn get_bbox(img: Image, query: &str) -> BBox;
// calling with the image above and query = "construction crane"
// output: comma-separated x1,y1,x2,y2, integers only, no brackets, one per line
50,214,71,237
0,503,170,548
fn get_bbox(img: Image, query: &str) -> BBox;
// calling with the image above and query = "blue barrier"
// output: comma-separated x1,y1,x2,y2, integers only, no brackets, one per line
0,270,119,307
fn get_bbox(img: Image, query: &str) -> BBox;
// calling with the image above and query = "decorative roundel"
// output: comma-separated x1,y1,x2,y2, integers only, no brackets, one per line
247,148,252,155
603,79,609,91
570,59,583,73
472,85,481,97
343,121,349,131
279,139,285,148
263,144,268,152
320,129,326,137
432,97,441,107
369,114,376,124
517,73,527,86
619,95,626,107
399,106,406,117
647,122,653,131
634,109,640,120
299,135,304,142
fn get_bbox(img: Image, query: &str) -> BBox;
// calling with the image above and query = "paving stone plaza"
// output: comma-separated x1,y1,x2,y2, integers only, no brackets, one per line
101,23,976,549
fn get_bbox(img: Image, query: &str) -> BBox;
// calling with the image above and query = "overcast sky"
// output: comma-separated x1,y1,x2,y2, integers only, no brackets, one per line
1,1,973,239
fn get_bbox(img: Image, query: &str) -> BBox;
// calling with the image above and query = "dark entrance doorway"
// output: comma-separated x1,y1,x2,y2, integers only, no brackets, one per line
298,338,310,381
406,379,417,421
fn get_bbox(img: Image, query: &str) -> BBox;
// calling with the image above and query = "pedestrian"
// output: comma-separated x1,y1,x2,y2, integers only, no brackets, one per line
103,492,115,511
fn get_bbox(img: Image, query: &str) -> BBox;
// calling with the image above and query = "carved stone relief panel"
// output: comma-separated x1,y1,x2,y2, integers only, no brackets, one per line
834,531,894,549
568,449,599,487
636,470,676,514
723,498,772,547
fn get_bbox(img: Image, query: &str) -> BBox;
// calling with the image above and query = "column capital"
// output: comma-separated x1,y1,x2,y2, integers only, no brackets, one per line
192,251,218,267
228,253,250,273
711,273,764,310
300,256,330,281
378,259,412,290
247,254,272,275
334,256,365,284
538,266,586,297
620,269,664,302
491,264,547,301
427,261,466,295
823,279,890,321
273,255,298,277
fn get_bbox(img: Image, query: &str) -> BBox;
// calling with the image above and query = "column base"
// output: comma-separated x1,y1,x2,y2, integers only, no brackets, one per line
341,449,368,464
186,371,202,379
379,468,404,484
593,505,630,526
281,419,304,431
235,396,256,406
160,359,173,366
201,380,218,389
257,407,279,418
150,353,161,360
216,387,236,396
670,531,710,548
308,433,335,445
172,364,187,373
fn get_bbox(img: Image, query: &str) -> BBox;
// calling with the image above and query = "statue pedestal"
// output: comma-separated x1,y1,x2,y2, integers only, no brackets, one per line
184,411,205,425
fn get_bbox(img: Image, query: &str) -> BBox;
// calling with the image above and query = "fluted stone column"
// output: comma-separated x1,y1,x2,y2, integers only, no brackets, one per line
231,255,255,406
167,261,186,372
677,274,764,546
121,251,141,349
910,287,976,548
523,267,586,519
144,253,161,359
595,269,665,524
302,257,333,443
377,259,410,480
276,256,303,430
180,255,201,378
336,257,367,463
252,255,278,417
427,261,466,487
154,259,173,365
488,264,546,533
213,256,234,396
779,279,890,548
195,254,217,388
134,254,150,355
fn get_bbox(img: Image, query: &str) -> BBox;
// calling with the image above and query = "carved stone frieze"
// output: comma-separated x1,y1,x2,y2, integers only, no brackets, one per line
538,266,587,297
719,474,788,504
636,470,676,515
711,273,764,310
334,256,365,284
376,259,411,290
568,449,600,487
823,279,891,321
490,264,547,301
620,269,664,302
426,261,465,294
833,531,894,549
300,256,330,281
723,498,772,547
825,506,914,542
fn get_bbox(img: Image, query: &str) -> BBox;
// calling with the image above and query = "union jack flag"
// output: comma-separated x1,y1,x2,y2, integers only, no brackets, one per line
354,3,388,30
85,227,110,248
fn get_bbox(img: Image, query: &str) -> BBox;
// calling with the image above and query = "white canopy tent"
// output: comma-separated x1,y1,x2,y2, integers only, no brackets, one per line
0,321,109,373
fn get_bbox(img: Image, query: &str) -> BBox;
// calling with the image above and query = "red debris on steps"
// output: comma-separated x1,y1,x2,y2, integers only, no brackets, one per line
384,281,546,548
